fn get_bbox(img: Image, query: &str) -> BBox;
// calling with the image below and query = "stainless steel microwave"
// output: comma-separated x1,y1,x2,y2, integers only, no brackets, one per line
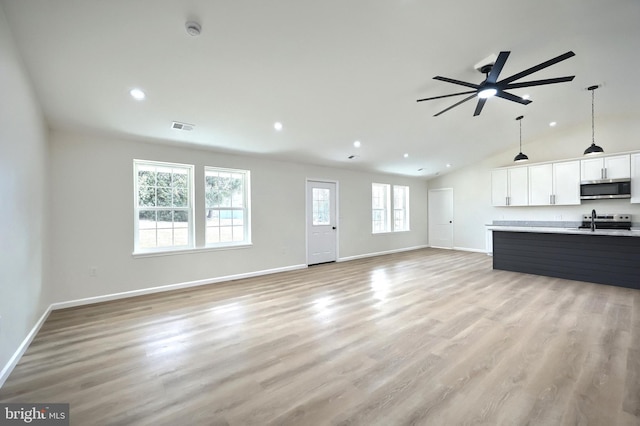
580,178,631,200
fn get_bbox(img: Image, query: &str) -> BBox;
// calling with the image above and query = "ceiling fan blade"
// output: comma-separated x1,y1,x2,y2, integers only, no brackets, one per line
433,76,480,90
485,51,510,84
499,51,576,85
473,98,487,116
495,90,532,105
504,76,575,89
433,94,477,117
417,90,476,102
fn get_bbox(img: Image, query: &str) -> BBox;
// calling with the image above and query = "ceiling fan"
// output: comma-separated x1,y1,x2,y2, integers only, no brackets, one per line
417,51,576,117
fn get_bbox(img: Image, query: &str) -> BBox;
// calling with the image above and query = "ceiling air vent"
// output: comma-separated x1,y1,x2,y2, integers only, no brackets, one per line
171,121,194,131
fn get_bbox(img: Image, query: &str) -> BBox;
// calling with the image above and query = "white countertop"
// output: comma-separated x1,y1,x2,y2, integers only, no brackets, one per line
486,225,640,237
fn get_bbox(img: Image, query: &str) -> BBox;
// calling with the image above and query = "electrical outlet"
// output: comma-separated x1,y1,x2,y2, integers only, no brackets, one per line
89,267,97,277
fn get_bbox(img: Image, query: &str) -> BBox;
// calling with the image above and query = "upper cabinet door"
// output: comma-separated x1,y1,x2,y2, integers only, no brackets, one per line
508,167,529,206
491,169,508,206
581,157,605,181
528,164,553,206
552,160,581,205
604,154,631,180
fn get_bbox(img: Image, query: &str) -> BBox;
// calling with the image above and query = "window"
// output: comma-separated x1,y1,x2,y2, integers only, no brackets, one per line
372,183,390,233
134,160,194,252
312,187,331,225
393,185,410,232
205,167,250,246
372,183,410,233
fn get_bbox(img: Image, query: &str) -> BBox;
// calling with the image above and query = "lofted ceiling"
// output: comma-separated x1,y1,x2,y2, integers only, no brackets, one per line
2,0,640,178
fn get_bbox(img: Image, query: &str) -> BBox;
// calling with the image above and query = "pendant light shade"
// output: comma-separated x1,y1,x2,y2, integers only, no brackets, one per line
584,143,604,155
584,85,604,155
514,151,529,162
513,115,528,163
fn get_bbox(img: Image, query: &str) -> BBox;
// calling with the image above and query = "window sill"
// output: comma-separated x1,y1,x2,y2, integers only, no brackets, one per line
372,230,411,235
132,243,253,258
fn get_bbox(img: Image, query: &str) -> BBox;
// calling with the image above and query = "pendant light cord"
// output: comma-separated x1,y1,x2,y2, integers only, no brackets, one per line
516,115,524,152
591,88,595,145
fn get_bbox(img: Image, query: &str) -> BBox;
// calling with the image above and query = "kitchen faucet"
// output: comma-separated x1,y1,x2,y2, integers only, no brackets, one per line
591,209,596,232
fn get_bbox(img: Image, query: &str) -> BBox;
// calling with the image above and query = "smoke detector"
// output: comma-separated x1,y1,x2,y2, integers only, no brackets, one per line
185,21,201,36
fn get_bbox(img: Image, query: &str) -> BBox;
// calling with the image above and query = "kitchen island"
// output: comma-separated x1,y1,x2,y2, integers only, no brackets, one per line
488,226,640,290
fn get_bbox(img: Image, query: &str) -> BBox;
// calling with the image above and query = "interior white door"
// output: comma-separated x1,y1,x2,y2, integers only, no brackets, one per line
428,188,453,249
307,180,337,265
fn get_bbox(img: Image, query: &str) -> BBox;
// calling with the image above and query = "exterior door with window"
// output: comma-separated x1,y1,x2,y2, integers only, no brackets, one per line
307,180,337,265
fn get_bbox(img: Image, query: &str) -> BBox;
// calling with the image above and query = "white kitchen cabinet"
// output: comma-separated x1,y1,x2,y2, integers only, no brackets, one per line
492,166,528,206
528,164,553,205
552,160,581,205
491,169,508,206
581,154,630,181
632,153,640,203
528,161,580,206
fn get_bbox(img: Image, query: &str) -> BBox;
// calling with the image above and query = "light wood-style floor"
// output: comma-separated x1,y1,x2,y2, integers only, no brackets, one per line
1,248,639,425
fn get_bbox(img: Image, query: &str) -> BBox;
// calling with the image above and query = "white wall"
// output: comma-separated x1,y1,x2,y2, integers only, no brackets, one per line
428,117,640,251
0,5,49,378
48,130,428,303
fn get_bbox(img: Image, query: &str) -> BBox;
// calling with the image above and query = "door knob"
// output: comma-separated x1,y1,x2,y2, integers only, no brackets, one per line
332,226,336,230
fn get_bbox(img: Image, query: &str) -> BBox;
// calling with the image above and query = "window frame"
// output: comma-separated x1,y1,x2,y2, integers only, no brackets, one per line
372,183,410,234
393,185,410,232
372,183,391,233
133,159,195,254
204,166,251,248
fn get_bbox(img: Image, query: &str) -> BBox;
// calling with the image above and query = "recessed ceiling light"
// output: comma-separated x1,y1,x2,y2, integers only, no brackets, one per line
185,21,201,37
353,140,361,148
403,153,409,158
274,122,283,131
446,163,452,168
129,88,146,100
549,121,557,127
522,94,530,100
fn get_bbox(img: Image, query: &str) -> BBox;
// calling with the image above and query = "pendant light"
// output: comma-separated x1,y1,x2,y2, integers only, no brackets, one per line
584,85,604,155
513,115,528,162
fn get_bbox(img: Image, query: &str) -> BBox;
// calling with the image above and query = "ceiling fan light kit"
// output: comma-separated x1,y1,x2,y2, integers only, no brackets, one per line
478,88,497,99
584,85,604,156
417,50,576,117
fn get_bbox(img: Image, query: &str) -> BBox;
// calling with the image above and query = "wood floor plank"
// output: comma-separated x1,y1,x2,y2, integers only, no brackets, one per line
1,248,639,425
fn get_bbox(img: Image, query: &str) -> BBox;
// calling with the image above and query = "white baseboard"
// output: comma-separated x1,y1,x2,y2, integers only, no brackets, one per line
453,246,488,254
338,245,428,262
1,263,307,388
51,264,308,310
0,306,52,389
